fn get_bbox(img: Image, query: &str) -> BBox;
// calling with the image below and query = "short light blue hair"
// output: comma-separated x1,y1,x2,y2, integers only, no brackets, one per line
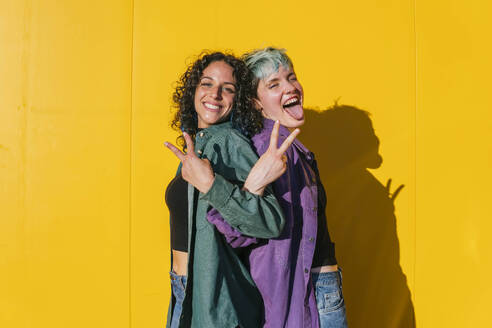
242,47,294,86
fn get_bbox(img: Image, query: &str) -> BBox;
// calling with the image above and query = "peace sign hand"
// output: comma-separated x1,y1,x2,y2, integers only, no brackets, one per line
164,132,215,194
243,120,300,196
385,179,405,202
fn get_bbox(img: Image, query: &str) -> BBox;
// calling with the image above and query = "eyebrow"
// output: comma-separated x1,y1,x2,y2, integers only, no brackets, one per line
265,77,280,84
200,76,237,88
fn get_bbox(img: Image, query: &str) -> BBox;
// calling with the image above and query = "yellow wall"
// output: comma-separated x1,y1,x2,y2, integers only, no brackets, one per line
415,1,492,326
1,0,490,327
1,1,133,327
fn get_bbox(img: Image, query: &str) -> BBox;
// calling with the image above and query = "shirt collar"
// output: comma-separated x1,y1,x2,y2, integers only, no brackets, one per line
262,118,313,159
197,121,232,137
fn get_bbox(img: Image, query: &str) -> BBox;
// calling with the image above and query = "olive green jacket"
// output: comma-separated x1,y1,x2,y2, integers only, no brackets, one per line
167,122,285,328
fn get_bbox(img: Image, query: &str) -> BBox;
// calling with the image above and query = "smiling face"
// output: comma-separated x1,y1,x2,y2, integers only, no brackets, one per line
194,60,237,129
255,65,305,129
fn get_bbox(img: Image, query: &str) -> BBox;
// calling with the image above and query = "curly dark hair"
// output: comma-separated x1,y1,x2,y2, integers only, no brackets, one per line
171,52,263,149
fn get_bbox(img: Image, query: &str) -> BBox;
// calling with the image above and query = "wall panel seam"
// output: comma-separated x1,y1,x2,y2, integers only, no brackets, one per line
129,0,135,327
413,0,418,317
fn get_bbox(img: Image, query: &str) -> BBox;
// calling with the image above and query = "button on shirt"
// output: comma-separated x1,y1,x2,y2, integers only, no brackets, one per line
208,119,337,328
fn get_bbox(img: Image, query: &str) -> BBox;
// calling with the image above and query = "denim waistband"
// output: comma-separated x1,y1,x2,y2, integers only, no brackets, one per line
170,270,187,281
312,268,342,285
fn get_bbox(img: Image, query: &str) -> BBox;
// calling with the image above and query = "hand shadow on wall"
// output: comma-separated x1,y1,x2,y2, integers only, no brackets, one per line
299,104,415,328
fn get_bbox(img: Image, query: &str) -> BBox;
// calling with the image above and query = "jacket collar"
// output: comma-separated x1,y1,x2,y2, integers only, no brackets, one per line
194,121,233,143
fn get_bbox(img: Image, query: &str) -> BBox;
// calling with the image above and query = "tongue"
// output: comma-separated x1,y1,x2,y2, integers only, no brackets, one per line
284,104,304,120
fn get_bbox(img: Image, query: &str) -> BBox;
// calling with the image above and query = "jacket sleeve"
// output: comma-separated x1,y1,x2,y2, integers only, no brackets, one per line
206,207,258,248
200,130,285,239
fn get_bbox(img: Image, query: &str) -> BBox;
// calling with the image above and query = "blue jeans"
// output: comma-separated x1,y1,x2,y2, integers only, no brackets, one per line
169,271,187,328
312,269,348,328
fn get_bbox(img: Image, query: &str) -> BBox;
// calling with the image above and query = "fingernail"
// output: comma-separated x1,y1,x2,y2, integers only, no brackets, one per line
163,142,168,146
183,132,188,136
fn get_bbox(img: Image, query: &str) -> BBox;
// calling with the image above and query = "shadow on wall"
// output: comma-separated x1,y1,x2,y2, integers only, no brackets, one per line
299,104,415,328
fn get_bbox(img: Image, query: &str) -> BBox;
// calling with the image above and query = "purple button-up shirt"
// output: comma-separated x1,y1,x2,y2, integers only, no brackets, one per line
208,119,328,328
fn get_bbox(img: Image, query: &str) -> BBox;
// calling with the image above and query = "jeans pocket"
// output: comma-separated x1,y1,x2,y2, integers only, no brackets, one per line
314,273,344,314
322,289,343,313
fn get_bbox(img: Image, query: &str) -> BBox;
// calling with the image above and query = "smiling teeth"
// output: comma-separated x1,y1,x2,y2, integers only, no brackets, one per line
204,103,220,110
284,98,298,106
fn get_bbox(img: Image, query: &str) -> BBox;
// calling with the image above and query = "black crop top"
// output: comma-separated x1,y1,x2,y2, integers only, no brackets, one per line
312,176,337,267
165,174,188,252
307,155,337,267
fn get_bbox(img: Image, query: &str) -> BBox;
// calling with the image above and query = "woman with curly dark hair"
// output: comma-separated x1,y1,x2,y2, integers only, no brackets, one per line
164,52,297,328
170,52,263,146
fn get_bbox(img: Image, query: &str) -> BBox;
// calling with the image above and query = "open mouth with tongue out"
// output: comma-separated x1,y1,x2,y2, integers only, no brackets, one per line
283,96,304,120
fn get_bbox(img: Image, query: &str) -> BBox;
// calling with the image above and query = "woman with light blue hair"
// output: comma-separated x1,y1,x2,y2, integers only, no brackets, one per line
208,47,348,327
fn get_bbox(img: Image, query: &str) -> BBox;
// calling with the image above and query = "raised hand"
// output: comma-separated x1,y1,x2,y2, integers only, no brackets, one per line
243,120,300,195
385,178,405,202
164,132,215,194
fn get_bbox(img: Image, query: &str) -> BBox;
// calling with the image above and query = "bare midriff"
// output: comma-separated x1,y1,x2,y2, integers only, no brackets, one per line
311,264,338,273
172,249,188,276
